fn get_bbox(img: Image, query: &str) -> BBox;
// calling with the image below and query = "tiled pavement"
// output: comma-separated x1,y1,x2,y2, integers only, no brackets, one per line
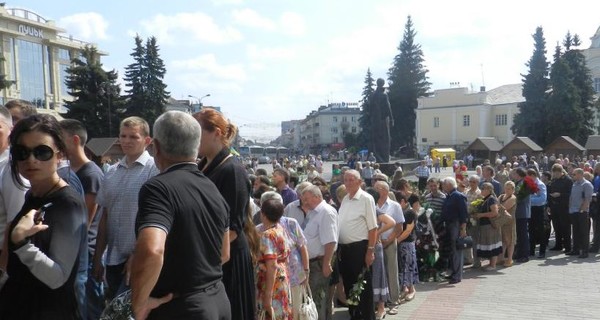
333,246,600,320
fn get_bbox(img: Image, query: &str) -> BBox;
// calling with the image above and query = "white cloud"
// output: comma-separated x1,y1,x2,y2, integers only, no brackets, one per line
279,12,306,36
171,54,247,82
59,12,109,41
246,44,297,61
211,0,244,5
139,12,242,45
232,8,275,31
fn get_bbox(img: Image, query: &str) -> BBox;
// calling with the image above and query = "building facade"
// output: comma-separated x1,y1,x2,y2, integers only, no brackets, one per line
0,6,104,112
416,84,523,156
299,102,361,153
583,26,600,93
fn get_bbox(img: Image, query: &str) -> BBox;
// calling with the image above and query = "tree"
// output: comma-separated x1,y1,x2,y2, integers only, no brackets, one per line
357,68,375,149
0,54,14,92
387,15,431,154
512,27,550,145
123,36,170,127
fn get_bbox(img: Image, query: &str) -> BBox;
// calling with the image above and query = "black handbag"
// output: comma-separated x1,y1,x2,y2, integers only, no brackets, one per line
456,236,473,250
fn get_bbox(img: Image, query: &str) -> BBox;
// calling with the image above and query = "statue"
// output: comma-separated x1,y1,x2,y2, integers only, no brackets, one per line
369,78,394,163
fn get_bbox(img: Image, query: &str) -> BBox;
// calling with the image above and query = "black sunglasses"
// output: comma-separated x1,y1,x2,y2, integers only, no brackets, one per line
11,145,57,162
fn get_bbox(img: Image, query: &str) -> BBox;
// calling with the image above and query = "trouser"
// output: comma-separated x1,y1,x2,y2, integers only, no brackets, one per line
105,262,129,301
515,218,530,259
149,281,231,320
529,206,550,254
447,221,463,282
309,257,333,320
550,204,571,250
434,164,440,173
339,240,374,320
384,240,400,303
75,253,88,320
418,177,428,192
571,212,590,254
86,253,105,320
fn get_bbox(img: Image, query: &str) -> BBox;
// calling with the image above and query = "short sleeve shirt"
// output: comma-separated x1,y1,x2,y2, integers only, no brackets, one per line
338,189,378,244
377,198,404,240
303,200,338,259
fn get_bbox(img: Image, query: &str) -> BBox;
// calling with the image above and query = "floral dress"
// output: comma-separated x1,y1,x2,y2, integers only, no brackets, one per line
256,224,292,320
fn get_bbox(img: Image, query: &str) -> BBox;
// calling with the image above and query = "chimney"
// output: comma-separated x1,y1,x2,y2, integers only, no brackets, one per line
480,86,486,92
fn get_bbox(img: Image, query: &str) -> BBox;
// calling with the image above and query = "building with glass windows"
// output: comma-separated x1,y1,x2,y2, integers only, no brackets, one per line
583,26,600,93
0,5,105,114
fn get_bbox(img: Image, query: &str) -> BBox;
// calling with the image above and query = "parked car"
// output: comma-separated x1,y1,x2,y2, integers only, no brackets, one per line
258,155,271,164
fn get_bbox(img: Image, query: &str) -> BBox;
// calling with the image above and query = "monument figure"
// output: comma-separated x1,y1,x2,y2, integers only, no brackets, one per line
369,78,394,163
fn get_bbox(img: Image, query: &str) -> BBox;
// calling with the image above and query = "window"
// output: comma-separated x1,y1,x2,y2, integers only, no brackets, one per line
331,127,338,133
333,116,338,122
351,116,355,122
594,78,600,93
495,114,508,126
16,39,45,107
58,48,70,61
333,137,339,143
463,115,470,127
351,127,357,133
342,116,347,122
433,117,440,128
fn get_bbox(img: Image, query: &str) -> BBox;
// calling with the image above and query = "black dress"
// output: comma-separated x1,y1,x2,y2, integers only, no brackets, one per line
0,186,87,320
199,148,255,320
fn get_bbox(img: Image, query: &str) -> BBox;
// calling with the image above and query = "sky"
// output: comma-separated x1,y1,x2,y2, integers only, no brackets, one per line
12,0,600,143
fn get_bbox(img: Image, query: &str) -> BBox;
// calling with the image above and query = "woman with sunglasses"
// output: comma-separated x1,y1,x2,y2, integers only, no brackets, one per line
0,115,86,319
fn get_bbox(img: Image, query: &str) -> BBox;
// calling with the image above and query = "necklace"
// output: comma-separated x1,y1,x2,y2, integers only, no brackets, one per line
40,178,62,199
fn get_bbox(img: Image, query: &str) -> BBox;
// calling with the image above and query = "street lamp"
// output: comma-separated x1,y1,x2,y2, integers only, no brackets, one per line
188,94,210,108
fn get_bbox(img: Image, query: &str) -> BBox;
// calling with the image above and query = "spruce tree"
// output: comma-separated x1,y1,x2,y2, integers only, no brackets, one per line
123,36,170,127
357,68,375,149
512,27,550,145
387,15,431,155
65,46,122,138
561,33,596,144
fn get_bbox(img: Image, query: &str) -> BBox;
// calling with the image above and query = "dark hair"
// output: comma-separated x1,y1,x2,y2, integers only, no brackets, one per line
408,194,420,206
10,114,66,188
261,198,284,223
59,119,88,146
542,171,552,181
256,175,271,186
311,176,327,187
483,165,495,176
273,168,290,184
252,183,271,200
395,192,407,203
365,187,380,203
526,168,538,177
256,168,268,176
515,167,527,178
5,99,37,118
248,174,257,186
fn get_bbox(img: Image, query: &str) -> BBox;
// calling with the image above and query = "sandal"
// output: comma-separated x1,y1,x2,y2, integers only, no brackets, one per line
376,311,387,320
503,260,513,268
405,291,416,301
387,306,399,315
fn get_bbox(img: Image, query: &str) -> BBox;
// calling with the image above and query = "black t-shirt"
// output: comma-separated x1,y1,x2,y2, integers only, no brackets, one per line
479,196,498,226
402,208,417,243
76,161,104,254
135,163,229,306
0,186,86,320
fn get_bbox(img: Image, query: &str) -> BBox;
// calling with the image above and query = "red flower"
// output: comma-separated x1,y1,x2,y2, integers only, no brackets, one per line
523,176,539,194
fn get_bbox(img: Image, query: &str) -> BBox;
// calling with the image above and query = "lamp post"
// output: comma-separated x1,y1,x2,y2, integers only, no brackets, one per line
188,94,210,112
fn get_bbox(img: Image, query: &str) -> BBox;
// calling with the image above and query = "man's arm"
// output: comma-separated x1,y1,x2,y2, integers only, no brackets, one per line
92,208,108,282
365,228,377,267
84,193,99,230
322,242,335,277
131,227,172,320
221,230,230,265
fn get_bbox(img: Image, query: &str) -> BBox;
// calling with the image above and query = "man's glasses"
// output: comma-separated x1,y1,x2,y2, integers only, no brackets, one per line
11,144,57,162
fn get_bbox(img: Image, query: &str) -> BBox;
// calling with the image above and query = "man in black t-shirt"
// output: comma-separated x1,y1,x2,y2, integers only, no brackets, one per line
61,119,106,319
131,111,230,320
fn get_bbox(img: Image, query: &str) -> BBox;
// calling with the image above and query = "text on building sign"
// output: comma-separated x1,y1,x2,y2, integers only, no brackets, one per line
19,25,44,38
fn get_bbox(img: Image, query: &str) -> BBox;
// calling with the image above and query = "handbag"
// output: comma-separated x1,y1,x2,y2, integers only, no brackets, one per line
456,236,473,250
299,283,318,320
100,289,134,320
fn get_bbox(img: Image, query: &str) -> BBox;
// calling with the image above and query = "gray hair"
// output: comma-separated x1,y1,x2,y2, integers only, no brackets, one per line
468,175,480,183
345,169,361,180
443,177,458,189
0,106,12,128
301,185,322,198
374,180,389,191
260,191,283,206
295,181,312,194
153,111,201,159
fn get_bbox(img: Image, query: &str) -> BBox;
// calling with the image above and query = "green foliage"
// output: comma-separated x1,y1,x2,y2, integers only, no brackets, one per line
343,132,360,150
387,16,431,153
0,54,14,92
64,46,122,138
512,27,550,145
123,35,170,128
357,68,375,149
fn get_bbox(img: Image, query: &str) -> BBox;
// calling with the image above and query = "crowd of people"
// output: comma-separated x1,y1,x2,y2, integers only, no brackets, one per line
0,98,598,320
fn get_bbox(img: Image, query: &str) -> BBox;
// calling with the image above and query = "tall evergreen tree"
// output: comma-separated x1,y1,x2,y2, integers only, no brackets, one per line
387,15,431,155
123,36,170,127
561,33,596,144
546,44,581,143
512,27,550,145
357,68,375,149
64,46,122,138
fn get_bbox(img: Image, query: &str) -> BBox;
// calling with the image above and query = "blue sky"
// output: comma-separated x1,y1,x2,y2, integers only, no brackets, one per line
12,0,600,142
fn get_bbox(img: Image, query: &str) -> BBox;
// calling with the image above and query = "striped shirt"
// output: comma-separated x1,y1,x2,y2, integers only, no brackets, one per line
415,165,430,178
96,151,158,265
425,190,446,215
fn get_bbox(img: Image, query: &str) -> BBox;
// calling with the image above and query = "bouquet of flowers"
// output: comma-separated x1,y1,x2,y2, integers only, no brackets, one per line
346,268,367,306
469,199,484,225
516,176,539,201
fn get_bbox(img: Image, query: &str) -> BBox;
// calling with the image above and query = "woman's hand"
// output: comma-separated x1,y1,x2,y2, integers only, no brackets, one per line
11,209,49,244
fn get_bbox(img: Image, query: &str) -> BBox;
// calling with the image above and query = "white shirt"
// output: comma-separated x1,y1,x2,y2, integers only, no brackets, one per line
303,200,338,259
377,198,404,240
0,149,29,247
338,188,378,244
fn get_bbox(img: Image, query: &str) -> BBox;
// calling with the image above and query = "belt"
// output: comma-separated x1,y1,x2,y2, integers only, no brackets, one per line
309,256,323,263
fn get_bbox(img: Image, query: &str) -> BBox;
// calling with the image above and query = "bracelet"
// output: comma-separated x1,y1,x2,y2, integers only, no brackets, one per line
367,246,375,250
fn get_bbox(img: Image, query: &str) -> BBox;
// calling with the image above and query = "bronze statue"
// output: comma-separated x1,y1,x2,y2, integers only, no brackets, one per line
369,78,394,163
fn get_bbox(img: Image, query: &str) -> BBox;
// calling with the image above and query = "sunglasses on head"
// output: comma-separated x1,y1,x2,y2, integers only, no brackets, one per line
11,144,57,162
